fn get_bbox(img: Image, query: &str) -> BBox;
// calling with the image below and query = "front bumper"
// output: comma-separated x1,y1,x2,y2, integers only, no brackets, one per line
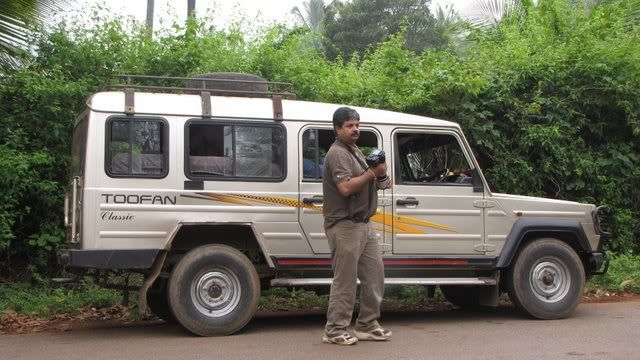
593,205,611,250
58,249,160,269
589,251,610,275
589,205,611,276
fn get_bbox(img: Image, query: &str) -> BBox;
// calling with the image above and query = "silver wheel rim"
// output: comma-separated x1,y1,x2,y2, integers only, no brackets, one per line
190,267,241,317
529,256,571,303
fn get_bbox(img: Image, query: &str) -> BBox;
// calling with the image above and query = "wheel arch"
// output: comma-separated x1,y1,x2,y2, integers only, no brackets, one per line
496,219,592,270
166,222,274,268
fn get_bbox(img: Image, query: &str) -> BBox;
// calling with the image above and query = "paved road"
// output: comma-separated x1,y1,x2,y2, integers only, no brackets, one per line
2,299,639,360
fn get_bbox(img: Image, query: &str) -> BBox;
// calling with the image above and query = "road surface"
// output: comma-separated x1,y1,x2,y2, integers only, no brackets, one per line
2,299,639,360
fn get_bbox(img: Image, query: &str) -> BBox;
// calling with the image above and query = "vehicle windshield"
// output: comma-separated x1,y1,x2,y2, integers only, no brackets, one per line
396,132,473,184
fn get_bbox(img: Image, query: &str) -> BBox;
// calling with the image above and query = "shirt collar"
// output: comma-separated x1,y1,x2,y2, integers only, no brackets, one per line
335,138,358,151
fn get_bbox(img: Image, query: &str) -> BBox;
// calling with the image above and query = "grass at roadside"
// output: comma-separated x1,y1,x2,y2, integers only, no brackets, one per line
259,287,328,311
1,254,639,320
0,282,122,318
586,253,640,293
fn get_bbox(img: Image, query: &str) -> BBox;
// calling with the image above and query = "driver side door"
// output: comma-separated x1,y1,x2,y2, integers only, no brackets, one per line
391,128,485,254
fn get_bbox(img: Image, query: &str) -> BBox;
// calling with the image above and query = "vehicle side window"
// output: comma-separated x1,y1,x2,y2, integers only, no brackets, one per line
395,132,473,185
186,122,285,180
106,117,168,178
302,128,378,181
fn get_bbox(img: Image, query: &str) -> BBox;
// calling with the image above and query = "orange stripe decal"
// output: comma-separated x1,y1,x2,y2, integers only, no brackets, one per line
190,192,457,235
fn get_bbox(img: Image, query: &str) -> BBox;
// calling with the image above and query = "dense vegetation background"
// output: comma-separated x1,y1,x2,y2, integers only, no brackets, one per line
0,0,638,281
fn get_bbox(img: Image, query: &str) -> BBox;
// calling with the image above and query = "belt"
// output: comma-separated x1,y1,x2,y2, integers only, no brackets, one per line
348,216,369,223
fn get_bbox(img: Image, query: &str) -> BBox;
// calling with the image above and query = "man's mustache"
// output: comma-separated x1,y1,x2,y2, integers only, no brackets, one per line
351,131,359,136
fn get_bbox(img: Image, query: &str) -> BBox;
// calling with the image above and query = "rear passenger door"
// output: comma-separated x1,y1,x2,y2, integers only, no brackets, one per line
391,129,485,254
298,126,387,253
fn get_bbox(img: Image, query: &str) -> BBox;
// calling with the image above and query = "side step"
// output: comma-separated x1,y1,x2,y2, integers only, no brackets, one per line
271,277,497,287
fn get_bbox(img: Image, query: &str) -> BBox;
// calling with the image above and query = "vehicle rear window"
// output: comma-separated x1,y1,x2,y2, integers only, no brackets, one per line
106,117,168,178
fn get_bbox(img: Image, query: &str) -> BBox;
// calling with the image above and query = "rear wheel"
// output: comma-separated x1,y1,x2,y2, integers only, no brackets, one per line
168,245,260,336
506,238,585,319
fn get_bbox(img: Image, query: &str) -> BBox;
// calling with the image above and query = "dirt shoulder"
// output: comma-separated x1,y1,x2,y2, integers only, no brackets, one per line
3,293,639,336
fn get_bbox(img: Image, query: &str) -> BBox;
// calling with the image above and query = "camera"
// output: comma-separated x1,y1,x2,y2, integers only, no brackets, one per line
365,149,386,167
365,149,389,182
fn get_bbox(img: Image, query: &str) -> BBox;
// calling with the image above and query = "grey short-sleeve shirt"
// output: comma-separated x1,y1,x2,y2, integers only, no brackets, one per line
322,139,378,229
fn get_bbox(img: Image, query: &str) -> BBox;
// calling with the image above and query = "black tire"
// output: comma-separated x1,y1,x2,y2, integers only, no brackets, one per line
440,285,484,308
168,245,260,336
147,278,174,322
506,238,585,319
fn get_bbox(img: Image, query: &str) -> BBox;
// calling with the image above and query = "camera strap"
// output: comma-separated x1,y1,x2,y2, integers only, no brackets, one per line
349,147,370,175
344,146,372,221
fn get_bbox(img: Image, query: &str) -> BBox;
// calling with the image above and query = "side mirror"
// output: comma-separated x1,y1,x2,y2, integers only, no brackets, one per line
471,168,484,193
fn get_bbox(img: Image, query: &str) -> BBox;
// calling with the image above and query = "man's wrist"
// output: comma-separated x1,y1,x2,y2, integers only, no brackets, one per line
367,168,376,181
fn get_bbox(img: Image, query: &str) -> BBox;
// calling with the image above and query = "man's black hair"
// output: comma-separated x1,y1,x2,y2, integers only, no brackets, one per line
332,107,360,132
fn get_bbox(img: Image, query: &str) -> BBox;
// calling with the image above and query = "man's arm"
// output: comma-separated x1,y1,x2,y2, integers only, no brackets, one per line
336,163,387,197
336,169,375,197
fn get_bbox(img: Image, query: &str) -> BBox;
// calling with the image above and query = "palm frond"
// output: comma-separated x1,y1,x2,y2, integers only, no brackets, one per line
291,6,309,28
463,0,520,28
305,0,326,32
291,0,326,32
0,0,75,70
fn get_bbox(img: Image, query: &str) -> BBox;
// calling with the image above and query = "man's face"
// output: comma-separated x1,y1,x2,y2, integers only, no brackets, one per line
335,118,360,145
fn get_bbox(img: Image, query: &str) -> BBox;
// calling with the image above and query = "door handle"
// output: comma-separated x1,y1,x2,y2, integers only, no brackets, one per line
396,197,419,206
302,196,324,205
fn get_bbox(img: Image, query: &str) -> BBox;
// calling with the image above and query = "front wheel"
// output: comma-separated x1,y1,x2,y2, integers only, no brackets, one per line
168,245,260,336
506,238,585,319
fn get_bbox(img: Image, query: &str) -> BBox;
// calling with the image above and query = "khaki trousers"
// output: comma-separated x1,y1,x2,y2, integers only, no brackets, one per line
324,220,385,337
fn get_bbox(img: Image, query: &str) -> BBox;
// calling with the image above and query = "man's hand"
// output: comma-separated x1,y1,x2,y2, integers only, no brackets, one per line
371,163,387,178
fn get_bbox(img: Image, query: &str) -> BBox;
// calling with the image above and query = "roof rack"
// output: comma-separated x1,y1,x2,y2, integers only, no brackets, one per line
105,74,295,120
107,74,295,99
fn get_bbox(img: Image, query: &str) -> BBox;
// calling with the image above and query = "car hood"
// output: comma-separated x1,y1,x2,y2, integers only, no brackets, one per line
491,193,595,217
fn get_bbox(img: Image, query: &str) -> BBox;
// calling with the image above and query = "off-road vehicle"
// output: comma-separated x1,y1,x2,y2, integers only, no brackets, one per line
60,73,609,336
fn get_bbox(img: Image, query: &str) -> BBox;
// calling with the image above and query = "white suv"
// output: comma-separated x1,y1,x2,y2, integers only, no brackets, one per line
60,73,609,336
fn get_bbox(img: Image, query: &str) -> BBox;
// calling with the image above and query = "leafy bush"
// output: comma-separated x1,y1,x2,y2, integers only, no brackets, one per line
0,0,638,279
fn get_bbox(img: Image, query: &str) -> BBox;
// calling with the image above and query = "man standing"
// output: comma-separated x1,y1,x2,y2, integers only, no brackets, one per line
322,107,391,345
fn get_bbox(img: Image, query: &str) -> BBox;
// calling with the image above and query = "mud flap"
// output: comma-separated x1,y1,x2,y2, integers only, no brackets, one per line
137,250,168,316
477,284,499,307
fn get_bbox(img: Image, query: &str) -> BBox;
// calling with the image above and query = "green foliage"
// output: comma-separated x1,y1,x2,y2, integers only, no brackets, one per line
0,0,638,279
587,253,640,293
259,287,327,310
385,285,429,301
323,0,446,59
0,282,122,318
